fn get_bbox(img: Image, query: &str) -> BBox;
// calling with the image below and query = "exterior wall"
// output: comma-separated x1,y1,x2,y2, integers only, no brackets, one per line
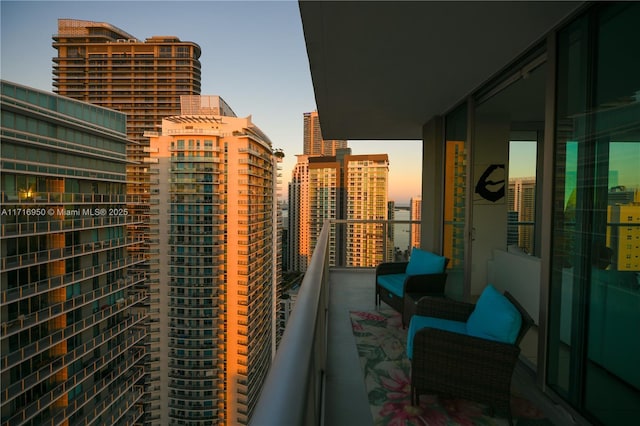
470,117,510,295
0,81,147,425
147,108,275,425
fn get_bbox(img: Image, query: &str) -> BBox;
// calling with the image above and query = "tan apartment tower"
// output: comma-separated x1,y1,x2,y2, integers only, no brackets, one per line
1,81,147,425
146,96,278,425
52,20,202,422
308,156,341,266
303,111,347,156
289,150,389,270
344,154,389,267
410,196,422,250
288,152,343,271
288,155,312,272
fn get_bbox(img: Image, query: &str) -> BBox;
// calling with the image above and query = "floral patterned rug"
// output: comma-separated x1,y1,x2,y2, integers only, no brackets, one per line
350,309,553,425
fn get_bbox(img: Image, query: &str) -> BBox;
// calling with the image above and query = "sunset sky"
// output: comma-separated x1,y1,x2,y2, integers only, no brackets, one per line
1,0,425,204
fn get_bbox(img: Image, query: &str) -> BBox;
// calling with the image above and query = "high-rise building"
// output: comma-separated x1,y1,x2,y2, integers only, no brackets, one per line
387,201,396,261
289,149,389,270
52,19,201,146
288,155,312,272
607,188,640,271
146,96,278,425
344,154,389,267
309,156,340,266
410,196,422,250
289,112,348,272
303,111,347,156
52,20,202,422
0,81,147,425
507,177,536,254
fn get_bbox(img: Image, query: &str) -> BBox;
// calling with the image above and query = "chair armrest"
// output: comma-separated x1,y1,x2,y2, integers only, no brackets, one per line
403,273,447,295
415,296,474,322
375,261,408,276
412,327,521,392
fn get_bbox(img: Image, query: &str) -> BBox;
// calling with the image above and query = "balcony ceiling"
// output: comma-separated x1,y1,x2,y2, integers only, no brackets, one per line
299,1,584,140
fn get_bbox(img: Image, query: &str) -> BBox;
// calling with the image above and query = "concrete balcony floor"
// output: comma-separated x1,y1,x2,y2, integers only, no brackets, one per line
325,269,578,426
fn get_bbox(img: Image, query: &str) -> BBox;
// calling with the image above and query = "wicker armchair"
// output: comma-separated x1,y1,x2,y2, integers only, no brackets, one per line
410,292,534,426
375,257,448,327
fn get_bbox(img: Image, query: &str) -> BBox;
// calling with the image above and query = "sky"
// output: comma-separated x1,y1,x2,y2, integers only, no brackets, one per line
0,0,424,205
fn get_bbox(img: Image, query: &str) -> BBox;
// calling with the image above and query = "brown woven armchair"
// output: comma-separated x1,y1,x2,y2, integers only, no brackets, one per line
410,292,534,426
375,251,449,327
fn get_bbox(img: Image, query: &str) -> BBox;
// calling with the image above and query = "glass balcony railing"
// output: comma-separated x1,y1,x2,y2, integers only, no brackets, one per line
329,219,421,267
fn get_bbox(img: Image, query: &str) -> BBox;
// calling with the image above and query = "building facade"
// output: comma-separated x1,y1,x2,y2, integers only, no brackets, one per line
289,150,389,270
287,155,311,272
303,111,347,156
0,81,147,425
344,154,389,267
146,96,277,425
507,178,536,254
52,20,202,422
409,196,422,250
308,157,340,266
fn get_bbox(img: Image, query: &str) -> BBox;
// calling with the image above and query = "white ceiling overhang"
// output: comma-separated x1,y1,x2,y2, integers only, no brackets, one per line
299,1,585,140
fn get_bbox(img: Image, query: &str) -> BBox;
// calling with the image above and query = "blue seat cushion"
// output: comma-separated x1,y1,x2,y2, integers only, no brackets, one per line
407,315,467,359
377,273,406,297
405,248,446,276
466,284,522,344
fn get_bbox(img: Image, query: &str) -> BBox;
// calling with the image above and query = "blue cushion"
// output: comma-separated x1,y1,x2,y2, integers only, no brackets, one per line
407,315,467,359
466,285,522,344
377,274,406,297
405,248,446,276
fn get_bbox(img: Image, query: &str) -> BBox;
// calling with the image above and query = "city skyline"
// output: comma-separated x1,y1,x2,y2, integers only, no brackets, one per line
0,0,426,204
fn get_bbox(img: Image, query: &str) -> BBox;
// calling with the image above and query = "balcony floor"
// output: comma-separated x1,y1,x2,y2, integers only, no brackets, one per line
325,269,581,426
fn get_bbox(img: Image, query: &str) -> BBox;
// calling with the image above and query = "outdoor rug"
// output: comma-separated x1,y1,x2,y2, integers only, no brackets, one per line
350,309,553,425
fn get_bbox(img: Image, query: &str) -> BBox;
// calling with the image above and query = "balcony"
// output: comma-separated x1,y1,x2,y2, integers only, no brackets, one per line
252,221,573,425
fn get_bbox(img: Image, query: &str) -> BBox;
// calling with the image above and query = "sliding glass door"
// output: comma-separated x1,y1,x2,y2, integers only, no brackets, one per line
547,3,640,424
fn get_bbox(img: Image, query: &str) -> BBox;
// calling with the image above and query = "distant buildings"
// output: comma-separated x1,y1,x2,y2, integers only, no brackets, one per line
289,149,389,269
0,81,147,425
507,177,536,254
308,156,341,266
344,154,389,267
303,111,347,156
146,96,279,424
410,196,422,250
608,189,640,271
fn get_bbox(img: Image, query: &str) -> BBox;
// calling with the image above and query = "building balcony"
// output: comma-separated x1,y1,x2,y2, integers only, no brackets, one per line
252,221,572,426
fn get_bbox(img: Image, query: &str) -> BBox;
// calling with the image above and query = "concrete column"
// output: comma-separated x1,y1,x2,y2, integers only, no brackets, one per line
421,116,445,253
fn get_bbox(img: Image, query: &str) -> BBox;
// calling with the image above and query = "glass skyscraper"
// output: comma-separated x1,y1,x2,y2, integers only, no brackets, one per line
0,80,147,425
